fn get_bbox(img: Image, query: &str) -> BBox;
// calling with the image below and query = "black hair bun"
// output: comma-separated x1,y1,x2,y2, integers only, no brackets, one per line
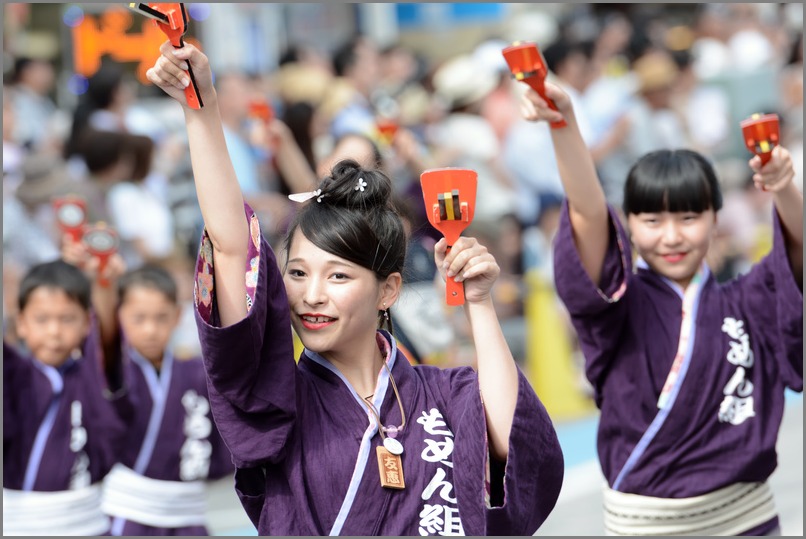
319,159,392,210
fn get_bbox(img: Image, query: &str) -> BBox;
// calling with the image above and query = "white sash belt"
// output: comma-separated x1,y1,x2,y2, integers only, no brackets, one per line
101,463,208,527
603,481,777,536
3,484,110,536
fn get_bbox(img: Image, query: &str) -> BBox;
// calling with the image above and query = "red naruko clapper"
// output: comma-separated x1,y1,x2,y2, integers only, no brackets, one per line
502,41,566,129
128,3,203,109
421,168,477,306
740,113,779,166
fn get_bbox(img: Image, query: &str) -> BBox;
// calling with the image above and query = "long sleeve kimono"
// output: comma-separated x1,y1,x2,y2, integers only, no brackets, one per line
553,202,802,532
103,346,234,536
192,205,564,536
3,325,125,535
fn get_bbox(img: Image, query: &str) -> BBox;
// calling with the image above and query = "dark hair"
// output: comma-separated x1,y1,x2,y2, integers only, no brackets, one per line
129,133,154,181
543,38,595,75
284,159,407,331
18,260,91,312
75,129,133,174
332,133,383,171
117,264,178,305
332,36,363,77
623,149,723,215
282,101,317,171
65,60,125,158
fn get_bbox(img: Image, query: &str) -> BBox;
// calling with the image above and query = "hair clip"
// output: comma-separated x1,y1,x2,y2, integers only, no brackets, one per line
288,188,323,203
355,177,367,192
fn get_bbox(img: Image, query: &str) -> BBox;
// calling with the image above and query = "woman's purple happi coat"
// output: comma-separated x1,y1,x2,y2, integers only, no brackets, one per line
553,202,802,533
192,205,564,535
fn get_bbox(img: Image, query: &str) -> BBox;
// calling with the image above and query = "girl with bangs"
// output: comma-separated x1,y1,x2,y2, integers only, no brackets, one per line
521,81,802,536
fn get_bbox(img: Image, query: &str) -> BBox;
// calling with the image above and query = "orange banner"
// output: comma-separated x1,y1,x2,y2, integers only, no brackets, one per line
71,6,200,84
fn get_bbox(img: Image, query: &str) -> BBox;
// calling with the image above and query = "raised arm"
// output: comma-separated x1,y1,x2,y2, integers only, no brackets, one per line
436,236,517,461
749,145,803,287
146,42,248,326
60,237,124,370
520,82,610,285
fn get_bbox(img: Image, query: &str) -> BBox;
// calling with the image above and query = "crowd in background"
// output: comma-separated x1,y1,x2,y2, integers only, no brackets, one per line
3,3,803,398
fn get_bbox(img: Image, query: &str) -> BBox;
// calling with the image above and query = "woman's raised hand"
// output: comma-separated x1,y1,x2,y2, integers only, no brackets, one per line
435,237,500,304
146,41,215,109
749,145,795,193
519,81,572,126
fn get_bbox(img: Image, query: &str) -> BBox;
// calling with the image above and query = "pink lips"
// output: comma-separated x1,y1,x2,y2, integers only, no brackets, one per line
661,253,686,263
299,313,336,330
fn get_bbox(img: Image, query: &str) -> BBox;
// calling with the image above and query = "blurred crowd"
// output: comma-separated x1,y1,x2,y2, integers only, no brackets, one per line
3,3,803,392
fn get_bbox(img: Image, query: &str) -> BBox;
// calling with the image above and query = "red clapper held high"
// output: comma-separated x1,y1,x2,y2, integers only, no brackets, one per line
502,41,567,129
128,3,203,109
53,195,88,243
421,168,477,306
82,223,120,288
740,113,779,166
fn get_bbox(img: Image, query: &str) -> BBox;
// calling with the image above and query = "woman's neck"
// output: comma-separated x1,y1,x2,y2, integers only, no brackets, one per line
324,333,386,399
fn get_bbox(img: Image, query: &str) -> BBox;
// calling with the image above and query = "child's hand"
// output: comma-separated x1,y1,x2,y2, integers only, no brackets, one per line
85,253,127,286
61,234,92,271
749,146,795,193
146,41,214,109
520,81,572,125
434,237,500,304
61,235,126,285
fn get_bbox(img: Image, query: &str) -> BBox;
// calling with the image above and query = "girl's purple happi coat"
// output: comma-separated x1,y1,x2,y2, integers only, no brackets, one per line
106,348,234,536
3,326,125,492
192,205,564,536
553,202,802,533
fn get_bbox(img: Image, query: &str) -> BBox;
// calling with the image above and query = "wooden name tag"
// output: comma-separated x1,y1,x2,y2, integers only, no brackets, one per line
376,446,405,490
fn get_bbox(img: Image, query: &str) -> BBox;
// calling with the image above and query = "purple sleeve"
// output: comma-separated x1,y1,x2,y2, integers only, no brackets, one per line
3,342,25,445
726,209,803,391
446,367,564,535
193,204,297,467
552,202,632,391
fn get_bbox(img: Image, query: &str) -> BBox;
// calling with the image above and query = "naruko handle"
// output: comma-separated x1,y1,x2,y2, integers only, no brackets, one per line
96,254,112,288
526,78,566,129
758,150,773,166
172,39,203,109
444,245,465,306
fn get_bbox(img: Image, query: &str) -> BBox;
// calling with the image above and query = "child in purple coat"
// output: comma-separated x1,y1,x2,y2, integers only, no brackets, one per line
3,260,126,536
521,81,802,535
98,264,234,536
144,41,564,535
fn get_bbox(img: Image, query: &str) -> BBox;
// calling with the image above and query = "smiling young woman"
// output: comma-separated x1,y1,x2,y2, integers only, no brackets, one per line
521,78,803,536
145,40,564,536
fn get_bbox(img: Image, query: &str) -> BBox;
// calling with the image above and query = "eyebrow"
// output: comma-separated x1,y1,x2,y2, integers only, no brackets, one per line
286,258,357,268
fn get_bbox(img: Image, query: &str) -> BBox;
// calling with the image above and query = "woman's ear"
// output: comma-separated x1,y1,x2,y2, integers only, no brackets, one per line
378,272,403,309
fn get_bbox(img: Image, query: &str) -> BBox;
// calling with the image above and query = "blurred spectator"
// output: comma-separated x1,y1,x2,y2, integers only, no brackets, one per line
669,45,731,155
473,38,521,144
725,4,777,73
690,4,733,79
217,72,268,196
278,42,333,75
274,60,333,169
14,153,94,249
106,133,176,268
3,156,65,271
3,86,25,195
430,54,516,233
378,43,431,128
9,56,57,151
64,60,135,166
316,132,383,178
503,38,598,227
324,35,382,139
597,48,691,208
